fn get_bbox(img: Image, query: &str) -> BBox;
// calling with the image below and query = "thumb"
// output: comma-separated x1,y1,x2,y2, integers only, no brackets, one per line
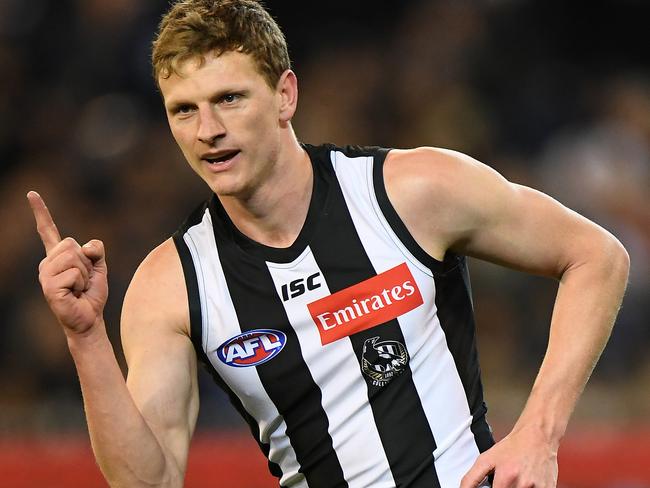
461,452,494,488
81,239,106,266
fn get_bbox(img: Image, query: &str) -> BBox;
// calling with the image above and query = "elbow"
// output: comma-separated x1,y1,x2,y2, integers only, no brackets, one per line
587,231,630,289
105,462,184,488
562,229,630,286
605,234,630,283
109,477,183,488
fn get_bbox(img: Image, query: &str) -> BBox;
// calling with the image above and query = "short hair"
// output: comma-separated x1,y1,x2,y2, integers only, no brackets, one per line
152,0,291,89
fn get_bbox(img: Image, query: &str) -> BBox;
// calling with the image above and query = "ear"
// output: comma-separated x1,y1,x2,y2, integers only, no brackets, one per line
276,69,298,123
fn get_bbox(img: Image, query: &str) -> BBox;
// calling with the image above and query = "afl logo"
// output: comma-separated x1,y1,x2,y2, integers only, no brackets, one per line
216,329,287,368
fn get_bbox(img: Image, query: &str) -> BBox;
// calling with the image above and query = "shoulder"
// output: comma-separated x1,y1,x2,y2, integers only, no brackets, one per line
382,147,513,258
122,238,189,338
384,146,501,198
135,237,184,282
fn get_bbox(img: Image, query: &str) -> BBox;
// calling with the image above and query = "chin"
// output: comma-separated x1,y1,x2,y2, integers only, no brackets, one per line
206,179,247,198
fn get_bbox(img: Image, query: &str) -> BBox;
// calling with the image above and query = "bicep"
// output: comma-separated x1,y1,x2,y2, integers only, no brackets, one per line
386,147,613,279
121,240,199,475
447,157,612,279
125,331,199,475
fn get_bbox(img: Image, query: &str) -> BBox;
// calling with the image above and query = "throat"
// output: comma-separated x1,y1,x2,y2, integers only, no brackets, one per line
219,151,314,249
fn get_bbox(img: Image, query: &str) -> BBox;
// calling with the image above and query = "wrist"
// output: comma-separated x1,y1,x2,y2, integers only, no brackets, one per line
65,319,109,352
513,401,569,450
512,419,563,452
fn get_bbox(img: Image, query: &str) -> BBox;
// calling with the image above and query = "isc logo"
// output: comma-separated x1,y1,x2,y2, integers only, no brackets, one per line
216,329,287,368
280,272,322,301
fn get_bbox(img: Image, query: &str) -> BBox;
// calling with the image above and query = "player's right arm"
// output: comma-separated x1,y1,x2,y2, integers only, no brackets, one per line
28,191,198,488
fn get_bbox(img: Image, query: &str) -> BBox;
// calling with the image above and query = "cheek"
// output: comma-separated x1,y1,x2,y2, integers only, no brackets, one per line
170,127,194,153
248,109,278,142
169,127,200,170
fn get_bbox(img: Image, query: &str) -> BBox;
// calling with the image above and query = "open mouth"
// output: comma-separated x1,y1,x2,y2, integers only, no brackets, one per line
203,150,240,164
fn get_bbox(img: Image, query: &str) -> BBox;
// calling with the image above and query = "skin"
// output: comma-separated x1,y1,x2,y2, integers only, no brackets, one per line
29,49,629,488
160,50,312,247
384,148,629,487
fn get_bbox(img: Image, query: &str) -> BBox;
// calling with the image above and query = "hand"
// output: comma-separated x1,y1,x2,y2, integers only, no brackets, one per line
28,191,108,336
461,424,559,488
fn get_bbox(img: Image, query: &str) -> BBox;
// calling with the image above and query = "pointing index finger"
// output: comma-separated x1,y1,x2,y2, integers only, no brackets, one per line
27,191,62,254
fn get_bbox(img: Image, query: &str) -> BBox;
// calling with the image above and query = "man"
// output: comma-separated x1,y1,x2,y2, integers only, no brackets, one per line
28,1,629,487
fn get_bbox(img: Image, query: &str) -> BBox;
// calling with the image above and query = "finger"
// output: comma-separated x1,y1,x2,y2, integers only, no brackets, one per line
27,191,62,254
43,267,88,299
41,250,92,285
461,455,494,488
39,237,93,274
81,239,105,265
491,468,517,488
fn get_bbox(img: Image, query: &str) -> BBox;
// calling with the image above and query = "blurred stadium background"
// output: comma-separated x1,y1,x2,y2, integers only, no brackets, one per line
1,0,648,486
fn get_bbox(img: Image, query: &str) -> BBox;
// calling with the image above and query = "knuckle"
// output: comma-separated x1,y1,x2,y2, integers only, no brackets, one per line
63,237,79,248
41,281,54,297
502,469,518,484
37,221,55,233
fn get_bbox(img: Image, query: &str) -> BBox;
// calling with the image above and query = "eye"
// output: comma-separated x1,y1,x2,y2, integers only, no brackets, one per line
170,104,196,117
177,104,194,114
221,93,240,104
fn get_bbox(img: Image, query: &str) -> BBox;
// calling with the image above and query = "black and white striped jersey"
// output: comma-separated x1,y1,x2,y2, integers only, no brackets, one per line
173,144,494,488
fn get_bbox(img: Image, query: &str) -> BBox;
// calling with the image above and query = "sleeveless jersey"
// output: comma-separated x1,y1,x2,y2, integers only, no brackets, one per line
173,144,494,488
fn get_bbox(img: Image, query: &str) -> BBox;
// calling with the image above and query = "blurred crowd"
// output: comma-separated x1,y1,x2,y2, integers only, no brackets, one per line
1,0,648,435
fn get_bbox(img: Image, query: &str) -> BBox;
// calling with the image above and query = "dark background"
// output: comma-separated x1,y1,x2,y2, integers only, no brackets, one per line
1,0,648,451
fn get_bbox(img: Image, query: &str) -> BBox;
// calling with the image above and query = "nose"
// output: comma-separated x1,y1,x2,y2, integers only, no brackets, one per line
197,106,225,144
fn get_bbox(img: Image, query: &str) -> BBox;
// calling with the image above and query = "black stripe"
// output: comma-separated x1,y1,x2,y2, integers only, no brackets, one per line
309,156,441,488
368,146,494,453
173,216,283,480
211,202,348,488
173,200,210,353
434,259,495,454
173,212,205,355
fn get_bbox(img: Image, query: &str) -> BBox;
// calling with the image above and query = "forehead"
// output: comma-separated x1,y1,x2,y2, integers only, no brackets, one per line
158,51,267,102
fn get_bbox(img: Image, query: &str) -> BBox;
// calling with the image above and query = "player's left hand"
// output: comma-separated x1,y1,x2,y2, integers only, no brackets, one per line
460,424,559,488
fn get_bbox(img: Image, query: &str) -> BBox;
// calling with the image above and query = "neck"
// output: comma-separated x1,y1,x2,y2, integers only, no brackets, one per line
219,135,313,248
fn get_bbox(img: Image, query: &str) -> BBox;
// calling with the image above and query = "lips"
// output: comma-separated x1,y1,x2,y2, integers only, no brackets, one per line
201,149,240,164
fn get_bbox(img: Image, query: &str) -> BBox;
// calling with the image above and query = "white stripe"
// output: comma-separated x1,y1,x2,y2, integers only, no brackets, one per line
184,209,307,488
266,247,395,488
332,150,481,484
435,425,484,488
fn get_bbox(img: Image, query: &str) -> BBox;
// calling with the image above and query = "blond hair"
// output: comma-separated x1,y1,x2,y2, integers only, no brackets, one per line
152,0,290,89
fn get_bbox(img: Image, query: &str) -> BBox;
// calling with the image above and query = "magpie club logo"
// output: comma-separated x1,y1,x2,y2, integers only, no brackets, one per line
216,329,287,368
361,336,409,387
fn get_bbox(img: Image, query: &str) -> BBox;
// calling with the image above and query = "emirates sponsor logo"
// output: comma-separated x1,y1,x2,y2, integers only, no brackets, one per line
307,263,423,345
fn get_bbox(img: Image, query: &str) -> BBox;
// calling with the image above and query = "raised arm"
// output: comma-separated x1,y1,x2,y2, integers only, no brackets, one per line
28,191,198,488
120,238,200,487
383,148,630,488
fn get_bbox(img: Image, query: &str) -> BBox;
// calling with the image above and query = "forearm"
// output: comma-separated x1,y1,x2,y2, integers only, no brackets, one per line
67,321,182,488
513,236,630,445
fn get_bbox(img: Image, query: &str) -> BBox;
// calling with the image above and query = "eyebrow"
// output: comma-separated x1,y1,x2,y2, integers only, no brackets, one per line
165,100,194,113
